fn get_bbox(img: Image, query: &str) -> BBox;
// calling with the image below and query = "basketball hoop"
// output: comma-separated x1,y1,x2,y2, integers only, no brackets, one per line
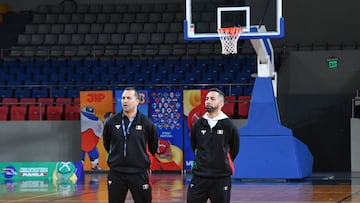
217,27,242,55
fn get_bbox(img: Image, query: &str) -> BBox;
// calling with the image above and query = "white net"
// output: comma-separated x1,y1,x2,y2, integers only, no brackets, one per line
217,27,242,55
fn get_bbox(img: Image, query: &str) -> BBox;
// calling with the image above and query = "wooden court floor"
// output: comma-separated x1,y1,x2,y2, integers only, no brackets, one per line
2,172,360,203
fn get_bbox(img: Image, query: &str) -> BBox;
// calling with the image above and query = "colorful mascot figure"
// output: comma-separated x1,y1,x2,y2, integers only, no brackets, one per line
81,106,104,170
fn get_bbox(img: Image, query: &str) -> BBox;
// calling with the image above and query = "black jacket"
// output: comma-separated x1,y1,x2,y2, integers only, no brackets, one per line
103,111,158,173
191,116,240,177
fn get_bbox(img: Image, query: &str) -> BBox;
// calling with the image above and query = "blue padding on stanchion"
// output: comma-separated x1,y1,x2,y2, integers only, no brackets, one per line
241,77,291,136
233,77,313,179
233,136,313,179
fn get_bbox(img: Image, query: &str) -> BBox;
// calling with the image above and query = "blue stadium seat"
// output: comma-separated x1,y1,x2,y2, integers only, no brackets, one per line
218,72,235,83
32,88,49,98
243,86,253,96
83,60,98,68
213,58,229,67
42,65,57,75
33,74,52,85
133,72,150,82
100,73,117,83
0,89,13,98
166,73,183,84
49,73,65,85
2,59,18,69
23,80,40,86
187,72,201,81
27,65,42,75
19,60,33,69
150,72,166,84
85,74,101,85
51,87,66,98
223,65,238,75
35,60,51,68
201,72,218,83
230,85,243,96
52,60,67,68
0,74,15,85
108,65,124,75
148,59,164,68
114,59,131,67
236,72,252,83
14,88,32,98
132,59,147,68
7,79,23,86
99,60,114,69
16,73,32,83
67,88,80,98
68,60,82,68
242,64,256,74
116,72,132,84
92,65,104,75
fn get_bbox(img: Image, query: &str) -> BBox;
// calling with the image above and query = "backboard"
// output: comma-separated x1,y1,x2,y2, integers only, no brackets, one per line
184,0,284,40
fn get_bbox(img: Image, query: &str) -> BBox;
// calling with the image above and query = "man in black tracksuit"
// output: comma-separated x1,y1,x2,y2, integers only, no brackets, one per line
103,87,158,203
187,88,240,203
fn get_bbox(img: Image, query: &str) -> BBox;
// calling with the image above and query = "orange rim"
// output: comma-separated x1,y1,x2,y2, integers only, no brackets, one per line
218,27,242,38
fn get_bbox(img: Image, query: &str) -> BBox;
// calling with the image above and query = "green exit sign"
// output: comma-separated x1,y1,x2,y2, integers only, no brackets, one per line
327,57,339,69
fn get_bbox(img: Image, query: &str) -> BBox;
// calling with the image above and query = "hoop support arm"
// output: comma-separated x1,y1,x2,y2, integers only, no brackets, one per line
250,38,277,96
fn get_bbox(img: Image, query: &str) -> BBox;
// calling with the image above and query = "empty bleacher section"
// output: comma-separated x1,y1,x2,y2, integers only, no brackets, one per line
5,2,219,60
0,2,258,121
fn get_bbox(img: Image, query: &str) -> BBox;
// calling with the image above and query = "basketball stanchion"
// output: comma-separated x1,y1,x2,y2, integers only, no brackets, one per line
217,27,242,55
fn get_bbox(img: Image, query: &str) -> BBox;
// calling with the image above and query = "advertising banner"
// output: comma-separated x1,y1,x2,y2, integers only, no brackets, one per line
183,89,208,171
80,90,113,171
0,162,83,182
0,162,83,194
149,90,183,171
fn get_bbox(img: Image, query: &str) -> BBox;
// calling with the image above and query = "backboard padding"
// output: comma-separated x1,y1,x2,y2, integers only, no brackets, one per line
185,0,283,40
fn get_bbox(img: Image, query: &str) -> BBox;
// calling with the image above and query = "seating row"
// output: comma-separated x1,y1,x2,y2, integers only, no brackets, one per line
0,58,256,70
16,32,185,46
36,3,184,14
24,23,183,35
0,95,251,120
0,97,80,120
0,84,253,99
32,12,184,24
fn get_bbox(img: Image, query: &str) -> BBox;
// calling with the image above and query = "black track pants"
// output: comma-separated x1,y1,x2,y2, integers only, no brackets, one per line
187,175,231,203
107,171,152,203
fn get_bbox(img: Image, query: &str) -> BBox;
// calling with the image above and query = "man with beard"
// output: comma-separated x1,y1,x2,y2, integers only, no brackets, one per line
187,88,240,203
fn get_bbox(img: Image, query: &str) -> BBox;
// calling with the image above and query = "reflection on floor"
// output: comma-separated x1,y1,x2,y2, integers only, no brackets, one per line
2,172,360,202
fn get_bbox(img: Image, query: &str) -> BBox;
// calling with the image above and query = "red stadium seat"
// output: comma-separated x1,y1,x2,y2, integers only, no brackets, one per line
38,98,54,106
64,104,80,120
10,105,27,120
46,104,63,120
19,98,36,104
2,98,18,105
0,105,9,120
55,97,72,105
73,97,80,104
222,96,236,117
237,96,251,118
19,98,36,109
28,104,45,120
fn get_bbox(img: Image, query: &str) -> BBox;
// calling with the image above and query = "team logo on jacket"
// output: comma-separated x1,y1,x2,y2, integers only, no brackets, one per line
115,124,121,129
201,130,206,135
217,130,224,135
136,125,143,130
